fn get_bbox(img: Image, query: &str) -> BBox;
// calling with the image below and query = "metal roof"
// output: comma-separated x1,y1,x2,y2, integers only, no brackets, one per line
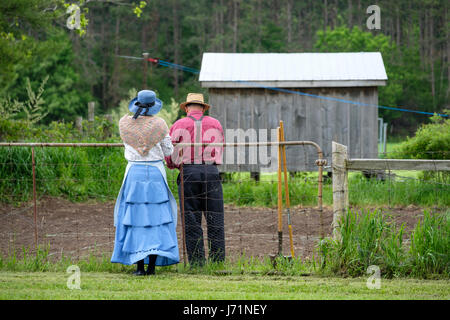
199,52,387,88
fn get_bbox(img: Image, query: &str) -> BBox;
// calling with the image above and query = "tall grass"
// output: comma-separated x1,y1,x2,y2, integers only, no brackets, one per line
348,172,449,207
0,246,53,272
0,245,315,276
318,209,449,278
409,211,449,277
0,146,126,203
222,172,448,208
0,245,133,273
222,176,321,207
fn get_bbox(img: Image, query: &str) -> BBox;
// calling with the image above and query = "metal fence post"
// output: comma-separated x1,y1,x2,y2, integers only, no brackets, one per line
179,161,187,267
31,147,38,249
276,127,283,255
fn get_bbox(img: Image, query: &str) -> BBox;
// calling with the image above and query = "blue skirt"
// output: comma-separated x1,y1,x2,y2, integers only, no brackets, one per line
111,162,179,266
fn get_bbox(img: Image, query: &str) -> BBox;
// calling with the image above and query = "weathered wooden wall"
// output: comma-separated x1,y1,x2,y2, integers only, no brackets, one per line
208,87,378,172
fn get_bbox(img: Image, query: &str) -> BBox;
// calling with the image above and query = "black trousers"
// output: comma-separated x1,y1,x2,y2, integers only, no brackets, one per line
177,164,225,265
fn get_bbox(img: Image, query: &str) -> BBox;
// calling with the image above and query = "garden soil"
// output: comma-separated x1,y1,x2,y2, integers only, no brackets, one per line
0,196,432,262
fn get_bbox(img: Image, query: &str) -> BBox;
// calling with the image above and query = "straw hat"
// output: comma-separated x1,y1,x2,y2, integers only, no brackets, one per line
180,93,211,112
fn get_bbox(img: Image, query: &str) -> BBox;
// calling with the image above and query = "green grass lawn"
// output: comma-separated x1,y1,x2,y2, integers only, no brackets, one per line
0,271,449,300
379,140,404,156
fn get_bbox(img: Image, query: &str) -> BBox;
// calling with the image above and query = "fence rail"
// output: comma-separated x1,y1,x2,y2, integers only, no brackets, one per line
346,159,450,171
0,141,323,148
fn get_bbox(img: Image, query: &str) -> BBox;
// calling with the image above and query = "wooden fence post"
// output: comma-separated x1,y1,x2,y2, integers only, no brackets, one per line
88,102,95,122
75,116,83,133
104,114,113,138
142,52,149,89
88,102,95,133
332,141,349,240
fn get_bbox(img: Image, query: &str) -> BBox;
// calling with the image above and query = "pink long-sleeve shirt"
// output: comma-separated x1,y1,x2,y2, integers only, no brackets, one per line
165,110,224,169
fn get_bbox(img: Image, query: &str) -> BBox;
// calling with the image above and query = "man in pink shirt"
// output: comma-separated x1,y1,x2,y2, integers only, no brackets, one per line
166,93,225,266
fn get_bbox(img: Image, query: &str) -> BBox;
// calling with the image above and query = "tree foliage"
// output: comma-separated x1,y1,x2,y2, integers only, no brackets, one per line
315,26,404,123
0,0,448,135
0,76,49,124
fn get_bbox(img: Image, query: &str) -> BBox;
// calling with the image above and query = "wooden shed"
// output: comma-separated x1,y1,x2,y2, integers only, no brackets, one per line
199,52,387,172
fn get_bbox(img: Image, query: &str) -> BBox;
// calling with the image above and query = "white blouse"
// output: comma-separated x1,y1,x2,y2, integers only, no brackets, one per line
124,134,174,162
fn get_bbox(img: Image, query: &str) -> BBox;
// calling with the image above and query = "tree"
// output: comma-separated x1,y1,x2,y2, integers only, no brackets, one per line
6,30,94,123
0,0,57,95
314,25,439,128
1,0,448,136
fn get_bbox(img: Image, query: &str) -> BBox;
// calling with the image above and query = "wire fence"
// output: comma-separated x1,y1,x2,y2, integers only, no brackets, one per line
0,141,327,264
0,142,448,265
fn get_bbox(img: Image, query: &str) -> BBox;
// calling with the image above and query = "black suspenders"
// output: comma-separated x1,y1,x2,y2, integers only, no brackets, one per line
187,115,205,122
187,115,205,164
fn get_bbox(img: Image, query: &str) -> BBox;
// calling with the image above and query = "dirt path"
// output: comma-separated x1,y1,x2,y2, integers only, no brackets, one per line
0,196,430,262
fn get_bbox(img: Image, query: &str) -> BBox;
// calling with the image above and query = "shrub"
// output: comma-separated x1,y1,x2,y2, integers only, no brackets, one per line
391,112,450,183
0,116,120,143
391,113,449,160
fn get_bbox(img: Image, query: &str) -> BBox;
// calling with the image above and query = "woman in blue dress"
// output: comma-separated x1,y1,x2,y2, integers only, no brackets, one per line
111,90,179,276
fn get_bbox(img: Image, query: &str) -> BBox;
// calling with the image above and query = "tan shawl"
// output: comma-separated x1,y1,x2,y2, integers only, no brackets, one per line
119,115,169,156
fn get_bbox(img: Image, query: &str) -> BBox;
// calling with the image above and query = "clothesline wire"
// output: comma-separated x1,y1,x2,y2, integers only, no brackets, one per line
116,54,448,118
